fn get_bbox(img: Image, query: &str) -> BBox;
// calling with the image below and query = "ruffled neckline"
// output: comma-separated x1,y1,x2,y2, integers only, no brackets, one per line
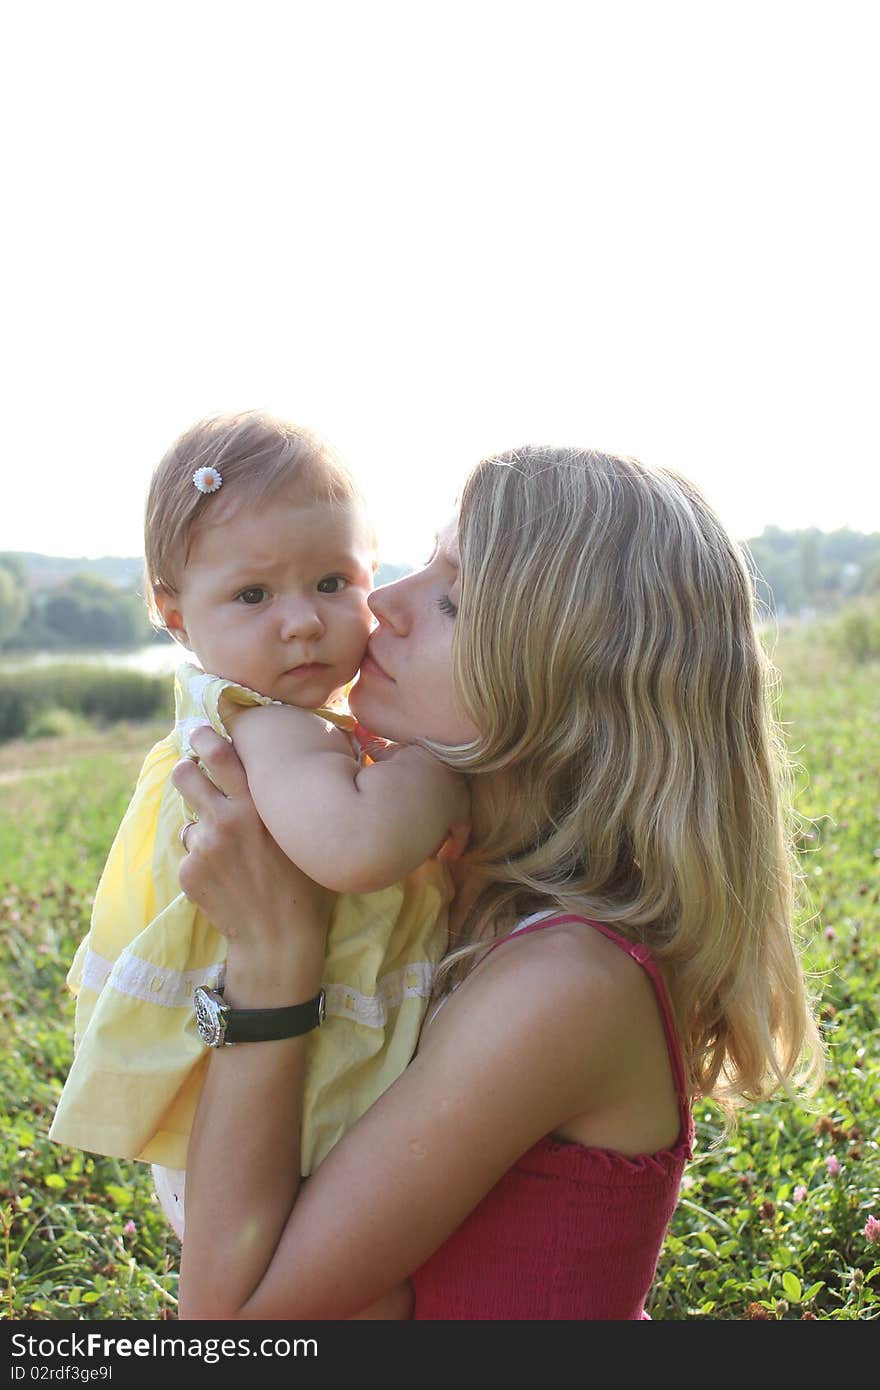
516,1121,693,1181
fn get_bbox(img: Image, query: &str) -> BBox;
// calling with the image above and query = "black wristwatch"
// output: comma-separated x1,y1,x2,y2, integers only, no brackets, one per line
193,986,326,1048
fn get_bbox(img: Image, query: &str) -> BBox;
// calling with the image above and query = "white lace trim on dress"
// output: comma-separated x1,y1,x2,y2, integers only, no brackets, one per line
80,947,225,1007
322,961,436,1028
80,947,436,1026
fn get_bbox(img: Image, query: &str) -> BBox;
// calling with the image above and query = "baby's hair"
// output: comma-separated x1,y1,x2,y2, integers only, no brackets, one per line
144,411,370,627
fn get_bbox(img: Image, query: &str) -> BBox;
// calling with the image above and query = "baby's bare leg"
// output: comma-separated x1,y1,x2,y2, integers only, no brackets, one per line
152,1164,186,1239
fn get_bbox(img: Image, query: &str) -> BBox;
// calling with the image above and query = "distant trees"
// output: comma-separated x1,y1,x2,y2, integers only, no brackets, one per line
745,527,880,615
0,561,155,652
41,574,153,647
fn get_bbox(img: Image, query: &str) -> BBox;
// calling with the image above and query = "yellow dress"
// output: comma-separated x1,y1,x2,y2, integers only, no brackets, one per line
49,662,451,1179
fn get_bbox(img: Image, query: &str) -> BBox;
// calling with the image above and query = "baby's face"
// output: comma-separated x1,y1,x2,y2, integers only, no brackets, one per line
160,485,376,706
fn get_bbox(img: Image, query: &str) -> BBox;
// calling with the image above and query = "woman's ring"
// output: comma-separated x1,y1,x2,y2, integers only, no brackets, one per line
179,820,197,853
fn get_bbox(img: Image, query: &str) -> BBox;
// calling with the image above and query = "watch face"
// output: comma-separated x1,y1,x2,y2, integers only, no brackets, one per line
194,988,226,1047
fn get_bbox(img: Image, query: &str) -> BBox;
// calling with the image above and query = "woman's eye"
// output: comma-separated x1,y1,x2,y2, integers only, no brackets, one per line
436,594,458,618
236,587,268,605
317,575,348,594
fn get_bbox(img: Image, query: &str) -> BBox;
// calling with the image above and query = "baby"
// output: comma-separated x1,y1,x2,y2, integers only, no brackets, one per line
49,411,468,1242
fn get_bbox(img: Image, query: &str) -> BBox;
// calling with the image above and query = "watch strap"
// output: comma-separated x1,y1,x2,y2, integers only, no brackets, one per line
222,990,326,1043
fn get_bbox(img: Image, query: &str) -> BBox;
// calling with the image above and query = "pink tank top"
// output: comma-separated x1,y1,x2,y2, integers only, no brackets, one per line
411,913,694,1320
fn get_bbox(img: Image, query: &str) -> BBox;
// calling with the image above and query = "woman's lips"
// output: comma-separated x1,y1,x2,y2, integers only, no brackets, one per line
360,651,394,682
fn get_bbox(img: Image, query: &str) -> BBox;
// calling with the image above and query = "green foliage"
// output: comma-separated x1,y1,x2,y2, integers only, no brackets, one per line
0,686,29,741
0,665,171,742
40,574,154,649
827,600,880,665
745,527,880,616
0,752,181,1319
0,555,163,653
0,555,30,646
25,707,90,740
0,639,877,1319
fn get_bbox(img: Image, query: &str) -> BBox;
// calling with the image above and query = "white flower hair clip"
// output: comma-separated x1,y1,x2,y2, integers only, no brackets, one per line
192,465,223,494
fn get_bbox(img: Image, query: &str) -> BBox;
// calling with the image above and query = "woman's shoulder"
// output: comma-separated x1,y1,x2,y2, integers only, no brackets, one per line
476,911,653,1003
422,913,654,1101
427,912,684,1156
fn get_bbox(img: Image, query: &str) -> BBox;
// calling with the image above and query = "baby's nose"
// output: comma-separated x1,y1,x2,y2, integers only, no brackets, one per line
279,595,324,639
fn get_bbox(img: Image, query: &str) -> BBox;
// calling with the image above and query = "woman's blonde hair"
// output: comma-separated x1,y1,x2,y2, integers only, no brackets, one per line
435,446,823,1117
144,411,369,626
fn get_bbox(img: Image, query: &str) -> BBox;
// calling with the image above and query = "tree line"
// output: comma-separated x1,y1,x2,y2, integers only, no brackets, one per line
745,527,880,616
0,556,157,651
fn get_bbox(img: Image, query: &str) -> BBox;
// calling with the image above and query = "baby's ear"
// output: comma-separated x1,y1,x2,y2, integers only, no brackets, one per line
153,588,190,647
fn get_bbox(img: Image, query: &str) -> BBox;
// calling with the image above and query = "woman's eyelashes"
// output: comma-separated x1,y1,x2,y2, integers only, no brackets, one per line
436,594,458,618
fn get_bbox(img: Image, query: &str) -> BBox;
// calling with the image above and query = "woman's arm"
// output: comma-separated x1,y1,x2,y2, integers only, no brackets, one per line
173,729,334,1309
228,703,469,893
172,731,615,1321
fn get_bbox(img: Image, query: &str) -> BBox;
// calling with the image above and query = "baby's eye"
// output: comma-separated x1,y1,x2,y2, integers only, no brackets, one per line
236,587,268,605
317,575,348,594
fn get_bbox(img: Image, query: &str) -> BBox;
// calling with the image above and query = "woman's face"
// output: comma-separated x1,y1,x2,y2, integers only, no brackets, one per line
348,516,480,747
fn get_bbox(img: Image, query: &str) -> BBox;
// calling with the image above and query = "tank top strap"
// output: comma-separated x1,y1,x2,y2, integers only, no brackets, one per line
482,914,690,1130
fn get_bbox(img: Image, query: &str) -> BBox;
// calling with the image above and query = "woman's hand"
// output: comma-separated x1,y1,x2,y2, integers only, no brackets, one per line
170,725,333,1005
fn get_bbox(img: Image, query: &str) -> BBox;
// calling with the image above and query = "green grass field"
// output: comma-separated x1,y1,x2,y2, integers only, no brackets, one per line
1,636,878,1320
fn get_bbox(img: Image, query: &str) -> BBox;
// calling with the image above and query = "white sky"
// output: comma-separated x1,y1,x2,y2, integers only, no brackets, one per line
2,1,878,566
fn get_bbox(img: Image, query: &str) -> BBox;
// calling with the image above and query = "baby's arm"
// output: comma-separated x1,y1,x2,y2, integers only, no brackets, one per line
227,704,469,894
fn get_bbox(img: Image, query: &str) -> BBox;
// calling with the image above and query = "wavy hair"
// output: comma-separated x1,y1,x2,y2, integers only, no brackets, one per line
432,446,823,1117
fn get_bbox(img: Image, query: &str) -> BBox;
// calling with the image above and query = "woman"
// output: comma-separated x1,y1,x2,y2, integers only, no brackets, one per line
171,446,823,1320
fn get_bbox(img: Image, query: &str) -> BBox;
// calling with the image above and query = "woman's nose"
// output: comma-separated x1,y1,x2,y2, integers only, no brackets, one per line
279,595,324,641
368,575,412,634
